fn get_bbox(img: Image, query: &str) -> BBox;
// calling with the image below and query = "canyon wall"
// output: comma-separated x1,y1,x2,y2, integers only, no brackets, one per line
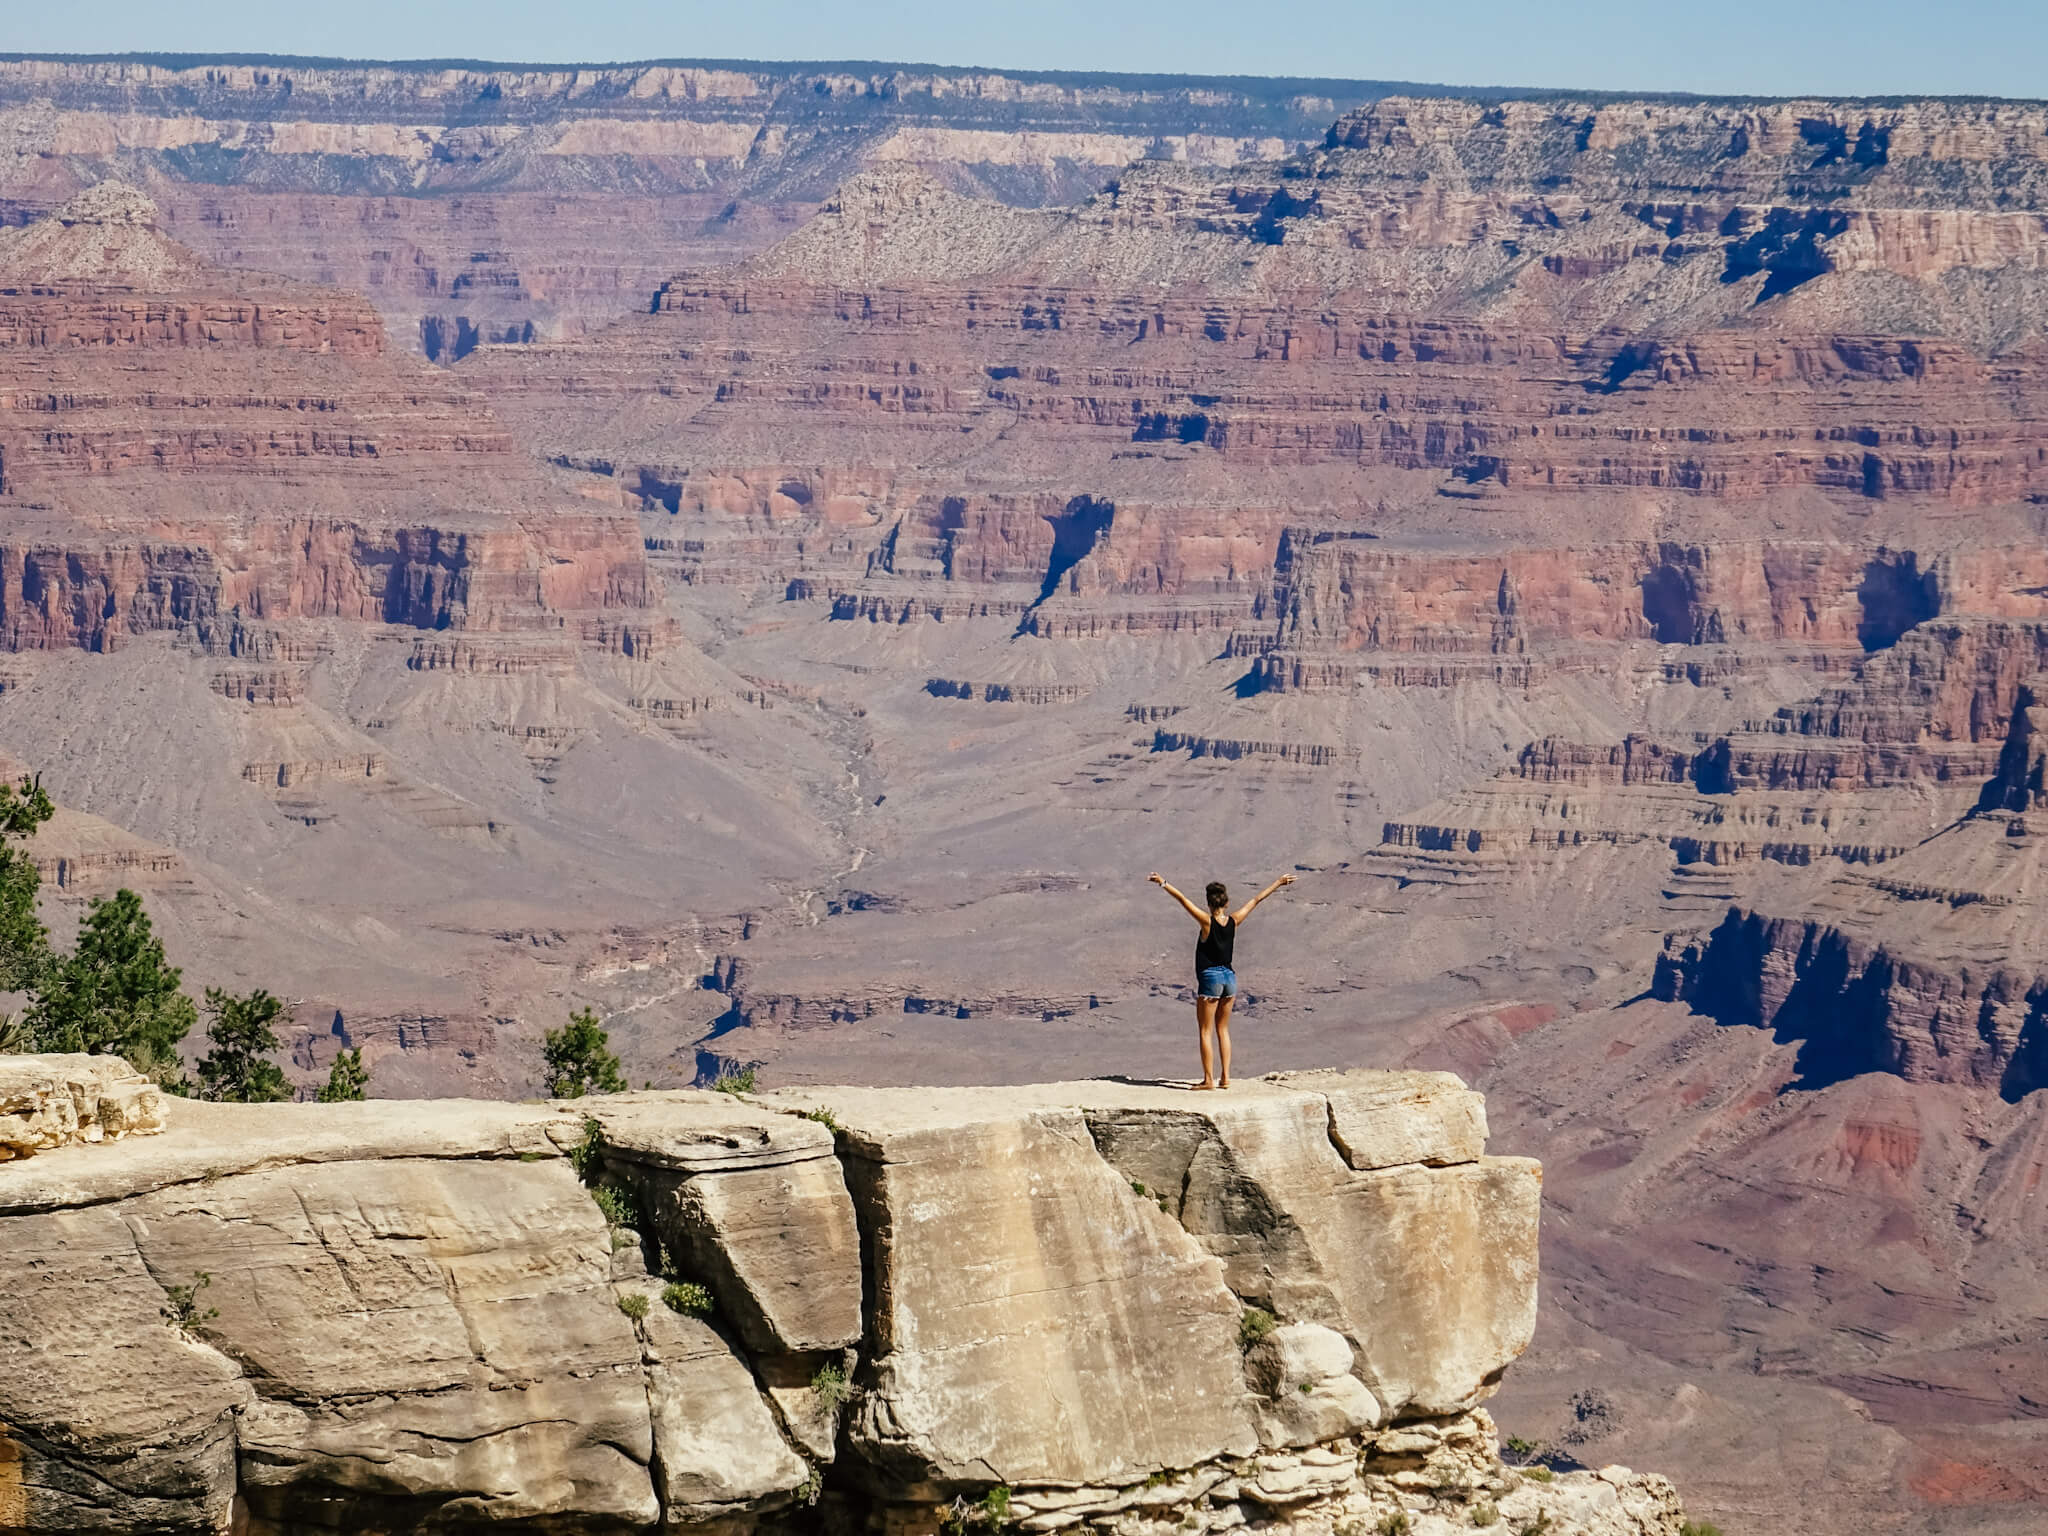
0,1064,1685,1536
0,179,656,658
0,55,1377,354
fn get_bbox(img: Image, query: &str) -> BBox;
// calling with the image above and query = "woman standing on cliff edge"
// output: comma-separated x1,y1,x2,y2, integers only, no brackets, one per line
1148,872,1295,1090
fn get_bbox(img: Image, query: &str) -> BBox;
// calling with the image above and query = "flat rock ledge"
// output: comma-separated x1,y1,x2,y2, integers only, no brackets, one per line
0,1064,1689,1536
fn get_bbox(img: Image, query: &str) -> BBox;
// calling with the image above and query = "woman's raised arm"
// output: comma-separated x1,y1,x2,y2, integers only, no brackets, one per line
1149,872,1210,926
1233,873,1296,924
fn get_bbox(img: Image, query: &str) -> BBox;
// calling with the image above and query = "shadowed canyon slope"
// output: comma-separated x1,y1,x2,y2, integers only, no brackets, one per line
8,66,2048,1536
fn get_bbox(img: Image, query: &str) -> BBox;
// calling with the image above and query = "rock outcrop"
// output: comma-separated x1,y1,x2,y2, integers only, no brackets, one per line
0,1069,1685,1536
1653,673,2048,1098
0,1052,164,1158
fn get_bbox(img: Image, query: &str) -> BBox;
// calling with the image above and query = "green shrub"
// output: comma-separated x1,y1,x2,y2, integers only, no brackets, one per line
592,1183,635,1228
0,777,53,1005
796,1468,822,1506
980,1487,1011,1530
161,1272,217,1334
32,888,195,1063
940,1487,1014,1536
1471,1505,1500,1528
663,1281,713,1316
1238,1307,1278,1348
712,1067,757,1095
800,1106,841,1132
1520,1466,1554,1484
617,1292,649,1320
1680,1525,1724,1536
195,988,294,1103
1516,1515,1554,1536
543,1008,625,1098
317,1046,370,1102
1503,1436,1539,1460
1376,1513,1411,1536
812,1360,850,1410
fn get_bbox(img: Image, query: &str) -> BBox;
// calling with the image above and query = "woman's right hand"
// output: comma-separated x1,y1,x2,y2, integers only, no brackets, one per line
1148,872,1165,885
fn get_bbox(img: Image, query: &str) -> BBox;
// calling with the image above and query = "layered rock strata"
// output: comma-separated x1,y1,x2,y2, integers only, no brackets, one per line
472,124,2048,677
0,1068,1684,1535
0,55,1368,353
0,182,655,657
1654,673,2048,1098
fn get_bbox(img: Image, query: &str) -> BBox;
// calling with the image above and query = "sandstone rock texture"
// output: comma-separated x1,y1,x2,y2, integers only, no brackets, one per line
0,1069,1683,1536
0,1051,163,1158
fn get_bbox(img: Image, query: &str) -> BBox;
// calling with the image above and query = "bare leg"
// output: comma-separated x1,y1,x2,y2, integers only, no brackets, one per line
1214,995,1235,1087
1194,996,1218,1088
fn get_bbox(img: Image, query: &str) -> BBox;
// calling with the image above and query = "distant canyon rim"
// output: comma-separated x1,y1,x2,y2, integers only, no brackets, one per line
8,50,2048,1536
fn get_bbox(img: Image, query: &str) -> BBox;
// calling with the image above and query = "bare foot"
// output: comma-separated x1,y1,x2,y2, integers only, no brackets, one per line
1192,1081,1217,1091
1218,1080,1231,1090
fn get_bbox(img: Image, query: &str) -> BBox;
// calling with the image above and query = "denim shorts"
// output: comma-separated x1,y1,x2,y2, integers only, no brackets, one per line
1197,966,1239,999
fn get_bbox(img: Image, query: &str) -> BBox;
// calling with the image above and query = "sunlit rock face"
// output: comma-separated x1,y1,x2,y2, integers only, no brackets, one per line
0,1070,1688,1535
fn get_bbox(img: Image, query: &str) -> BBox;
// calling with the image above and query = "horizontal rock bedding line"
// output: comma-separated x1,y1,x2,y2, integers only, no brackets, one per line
0,1064,1688,1534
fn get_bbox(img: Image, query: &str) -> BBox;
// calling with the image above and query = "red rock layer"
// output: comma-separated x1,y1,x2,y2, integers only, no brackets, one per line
0,195,655,653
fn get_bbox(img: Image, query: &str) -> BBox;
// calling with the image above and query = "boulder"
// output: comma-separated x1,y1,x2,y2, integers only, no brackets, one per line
626,1281,810,1519
1245,1322,1383,1446
1273,1068,1489,1169
589,1093,862,1354
0,1052,164,1160
814,1087,1262,1488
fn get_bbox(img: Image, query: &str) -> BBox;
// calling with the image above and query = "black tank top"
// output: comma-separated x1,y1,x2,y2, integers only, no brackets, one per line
1195,914,1236,972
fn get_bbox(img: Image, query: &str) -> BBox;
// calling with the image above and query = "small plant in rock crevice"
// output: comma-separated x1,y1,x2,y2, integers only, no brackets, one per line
663,1281,713,1316
1470,1504,1500,1528
591,1182,635,1228
796,1467,823,1506
980,1487,1011,1530
1237,1306,1277,1348
1515,1513,1554,1536
568,1116,603,1182
1679,1524,1724,1536
617,1292,649,1320
940,1486,1013,1535
711,1068,757,1095
1375,1512,1412,1536
799,1105,841,1133
811,1360,850,1410
1519,1465,1553,1485
161,1273,218,1335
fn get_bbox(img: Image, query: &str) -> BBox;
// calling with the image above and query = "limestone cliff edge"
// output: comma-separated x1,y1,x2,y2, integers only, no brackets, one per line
0,1062,1688,1535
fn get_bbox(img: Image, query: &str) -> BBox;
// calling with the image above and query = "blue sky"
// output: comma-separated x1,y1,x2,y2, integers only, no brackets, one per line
10,1,2044,100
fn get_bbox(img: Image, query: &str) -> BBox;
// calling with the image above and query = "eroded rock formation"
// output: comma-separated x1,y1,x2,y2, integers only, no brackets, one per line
0,181,655,657
0,1069,1684,1535
0,56,1368,355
